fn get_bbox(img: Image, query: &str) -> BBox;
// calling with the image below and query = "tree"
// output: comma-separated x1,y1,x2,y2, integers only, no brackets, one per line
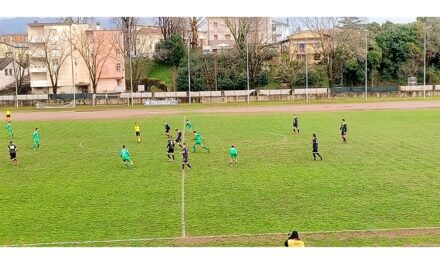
188,17,205,48
156,17,186,40
112,17,139,57
29,30,71,94
153,34,185,67
59,17,94,24
223,17,276,89
70,29,120,93
5,45,29,90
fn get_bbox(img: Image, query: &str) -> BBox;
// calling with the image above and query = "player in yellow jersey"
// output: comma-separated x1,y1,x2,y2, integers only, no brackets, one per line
134,122,141,143
5,110,11,121
284,231,305,247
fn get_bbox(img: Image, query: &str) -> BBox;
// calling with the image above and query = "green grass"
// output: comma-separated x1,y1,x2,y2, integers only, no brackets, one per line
148,62,173,86
1,109,440,246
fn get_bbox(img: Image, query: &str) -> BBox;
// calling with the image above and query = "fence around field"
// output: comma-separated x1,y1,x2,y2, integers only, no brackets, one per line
2,85,440,107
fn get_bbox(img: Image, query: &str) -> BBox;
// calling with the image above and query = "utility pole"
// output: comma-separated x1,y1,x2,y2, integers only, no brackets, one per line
364,29,368,100
305,38,308,102
246,38,250,104
188,33,191,104
69,24,76,107
423,22,427,99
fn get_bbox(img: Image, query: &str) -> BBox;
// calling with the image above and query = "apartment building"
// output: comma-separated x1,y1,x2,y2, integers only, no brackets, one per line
28,22,125,94
204,17,273,54
0,57,15,90
135,25,163,58
288,31,329,64
271,20,290,42
0,33,27,44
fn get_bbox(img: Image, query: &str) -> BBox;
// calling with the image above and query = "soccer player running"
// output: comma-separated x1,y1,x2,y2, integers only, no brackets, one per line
181,142,192,172
185,119,193,132
163,121,171,138
32,128,40,150
340,119,348,143
6,121,14,138
192,131,209,152
292,114,299,134
134,122,141,143
312,133,323,160
228,145,238,166
166,139,176,161
119,145,134,167
175,128,183,147
7,141,18,165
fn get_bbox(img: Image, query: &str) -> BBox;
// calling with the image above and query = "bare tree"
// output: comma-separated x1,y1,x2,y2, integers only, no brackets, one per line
223,17,276,88
5,45,29,89
300,17,365,87
188,17,205,48
156,17,186,40
70,29,120,93
29,31,71,94
112,17,140,57
59,17,94,24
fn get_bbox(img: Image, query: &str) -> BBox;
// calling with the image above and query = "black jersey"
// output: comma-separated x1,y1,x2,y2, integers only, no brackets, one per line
164,123,170,132
312,137,318,147
8,144,17,154
167,140,175,152
293,117,298,126
182,147,189,158
176,131,183,142
340,123,347,133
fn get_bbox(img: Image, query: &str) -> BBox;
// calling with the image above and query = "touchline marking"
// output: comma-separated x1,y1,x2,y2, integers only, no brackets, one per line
79,140,85,148
6,226,440,247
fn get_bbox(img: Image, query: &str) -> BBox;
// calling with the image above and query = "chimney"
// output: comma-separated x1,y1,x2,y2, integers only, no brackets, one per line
95,22,101,30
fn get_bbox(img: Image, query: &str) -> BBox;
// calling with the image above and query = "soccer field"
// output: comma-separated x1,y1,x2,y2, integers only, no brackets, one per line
1,108,440,246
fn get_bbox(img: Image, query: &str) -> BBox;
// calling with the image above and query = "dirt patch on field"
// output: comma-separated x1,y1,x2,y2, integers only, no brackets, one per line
172,228,440,246
13,101,440,122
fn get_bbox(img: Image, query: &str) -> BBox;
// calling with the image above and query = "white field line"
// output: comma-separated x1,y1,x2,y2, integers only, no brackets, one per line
79,140,85,148
6,226,440,247
181,115,186,238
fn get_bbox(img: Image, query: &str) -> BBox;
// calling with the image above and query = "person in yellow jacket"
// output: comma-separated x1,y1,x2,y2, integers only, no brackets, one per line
5,110,11,121
284,230,304,247
134,122,141,143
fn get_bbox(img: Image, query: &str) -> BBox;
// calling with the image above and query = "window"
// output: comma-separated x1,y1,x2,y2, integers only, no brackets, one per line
272,26,277,32
6,52,13,58
214,34,218,40
9,69,13,76
225,34,231,40
314,53,321,61
116,63,121,72
5,69,9,76
297,43,305,53
214,22,218,28
296,54,305,61
212,49,218,54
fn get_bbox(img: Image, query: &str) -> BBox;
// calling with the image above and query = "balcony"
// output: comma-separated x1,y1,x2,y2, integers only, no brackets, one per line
29,66,48,73
31,80,50,87
30,50,60,58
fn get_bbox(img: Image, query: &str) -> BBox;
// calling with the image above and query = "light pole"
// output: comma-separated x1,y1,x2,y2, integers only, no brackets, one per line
305,38,309,102
423,22,429,99
187,34,191,104
12,55,18,108
69,24,76,107
364,29,368,100
246,37,250,104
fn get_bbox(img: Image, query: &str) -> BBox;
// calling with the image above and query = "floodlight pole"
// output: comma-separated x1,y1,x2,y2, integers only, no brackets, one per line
423,22,427,99
364,29,368,101
188,34,191,104
69,24,76,107
305,37,309,102
12,56,18,108
246,38,250,104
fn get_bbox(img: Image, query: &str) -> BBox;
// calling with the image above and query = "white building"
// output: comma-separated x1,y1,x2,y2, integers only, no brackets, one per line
271,19,290,42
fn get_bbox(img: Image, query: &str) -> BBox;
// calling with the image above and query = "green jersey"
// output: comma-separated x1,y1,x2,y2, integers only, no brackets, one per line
229,147,238,157
194,133,202,143
120,148,130,159
6,123,12,132
185,121,193,129
32,131,40,141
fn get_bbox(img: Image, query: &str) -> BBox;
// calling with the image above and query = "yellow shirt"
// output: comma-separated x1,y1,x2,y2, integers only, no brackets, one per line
6,111,11,116
287,239,305,247
134,125,140,132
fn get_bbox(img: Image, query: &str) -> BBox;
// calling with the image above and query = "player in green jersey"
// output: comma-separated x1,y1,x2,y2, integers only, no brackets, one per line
228,145,238,166
192,131,209,152
119,145,134,167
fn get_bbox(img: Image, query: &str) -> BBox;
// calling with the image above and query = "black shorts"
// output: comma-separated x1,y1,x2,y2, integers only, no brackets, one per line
341,131,346,136
293,124,298,128
182,157,188,163
175,138,182,143
313,146,318,152
136,131,141,136
167,149,175,154
10,153,16,160
165,129,170,133
6,115,11,118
